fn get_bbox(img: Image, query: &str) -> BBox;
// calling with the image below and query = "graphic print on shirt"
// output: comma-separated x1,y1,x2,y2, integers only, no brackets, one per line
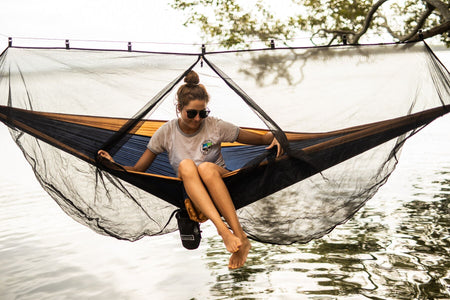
201,140,214,155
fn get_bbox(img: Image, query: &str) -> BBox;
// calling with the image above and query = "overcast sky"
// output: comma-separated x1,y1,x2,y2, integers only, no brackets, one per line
0,0,204,51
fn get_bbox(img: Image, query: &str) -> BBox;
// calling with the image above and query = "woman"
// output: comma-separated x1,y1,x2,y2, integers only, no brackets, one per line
98,70,282,269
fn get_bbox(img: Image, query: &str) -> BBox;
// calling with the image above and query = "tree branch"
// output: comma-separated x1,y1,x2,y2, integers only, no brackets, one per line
352,0,389,44
377,15,402,39
315,0,449,45
381,0,449,42
310,28,355,46
312,0,389,45
424,0,450,21
399,5,435,41
370,0,450,43
408,20,450,41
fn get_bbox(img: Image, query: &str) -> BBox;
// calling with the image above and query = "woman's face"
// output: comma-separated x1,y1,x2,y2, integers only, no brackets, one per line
179,99,208,133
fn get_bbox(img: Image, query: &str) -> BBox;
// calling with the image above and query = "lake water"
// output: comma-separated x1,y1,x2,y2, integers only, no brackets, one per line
1,50,450,299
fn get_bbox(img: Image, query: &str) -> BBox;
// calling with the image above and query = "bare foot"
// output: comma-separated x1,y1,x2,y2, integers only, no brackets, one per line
221,231,242,253
228,237,251,269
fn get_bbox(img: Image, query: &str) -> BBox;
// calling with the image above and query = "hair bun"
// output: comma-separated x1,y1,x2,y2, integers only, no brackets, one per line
184,70,200,86
176,70,210,108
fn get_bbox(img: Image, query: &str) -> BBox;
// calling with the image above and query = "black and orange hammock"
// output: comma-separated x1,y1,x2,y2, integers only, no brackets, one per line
0,103,448,210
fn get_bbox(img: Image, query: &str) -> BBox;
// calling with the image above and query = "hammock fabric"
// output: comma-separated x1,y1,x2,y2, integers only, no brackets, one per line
0,41,448,244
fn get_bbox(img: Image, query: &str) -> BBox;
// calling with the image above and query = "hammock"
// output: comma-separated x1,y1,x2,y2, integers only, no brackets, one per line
0,41,448,244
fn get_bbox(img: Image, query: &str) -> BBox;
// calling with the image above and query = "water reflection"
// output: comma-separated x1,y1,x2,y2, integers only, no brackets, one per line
202,169,450,299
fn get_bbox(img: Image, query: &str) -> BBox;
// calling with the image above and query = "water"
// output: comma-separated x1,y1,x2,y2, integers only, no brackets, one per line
0,112,449,299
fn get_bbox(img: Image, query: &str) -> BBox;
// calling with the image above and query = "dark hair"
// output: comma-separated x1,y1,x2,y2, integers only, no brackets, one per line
176,70,209,110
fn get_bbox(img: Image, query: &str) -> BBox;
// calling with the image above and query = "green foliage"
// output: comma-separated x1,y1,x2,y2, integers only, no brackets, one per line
296,0,373,30
171,0,450,47
295,0,377,44
171,0,294,48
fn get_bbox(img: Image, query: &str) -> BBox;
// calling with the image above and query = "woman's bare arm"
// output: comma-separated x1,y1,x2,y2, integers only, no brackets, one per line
236,129,284,157
97,148,157,172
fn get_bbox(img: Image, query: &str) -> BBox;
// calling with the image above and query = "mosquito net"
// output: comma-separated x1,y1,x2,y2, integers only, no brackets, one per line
0,41,448,244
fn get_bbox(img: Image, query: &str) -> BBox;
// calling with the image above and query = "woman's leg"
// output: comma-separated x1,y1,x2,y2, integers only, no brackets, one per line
197,162,251,269
178,159,241,254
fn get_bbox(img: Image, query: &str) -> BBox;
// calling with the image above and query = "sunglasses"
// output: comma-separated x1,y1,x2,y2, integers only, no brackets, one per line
186,108,210,119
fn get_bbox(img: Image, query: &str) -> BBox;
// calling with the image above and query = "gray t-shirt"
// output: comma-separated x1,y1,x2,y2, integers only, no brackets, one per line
147,117,240,175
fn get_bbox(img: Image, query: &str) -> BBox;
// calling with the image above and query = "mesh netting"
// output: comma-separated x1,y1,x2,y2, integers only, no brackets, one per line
0,41,448,244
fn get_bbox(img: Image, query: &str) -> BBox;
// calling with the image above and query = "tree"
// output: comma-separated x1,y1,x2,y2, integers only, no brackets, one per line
171,0,450,48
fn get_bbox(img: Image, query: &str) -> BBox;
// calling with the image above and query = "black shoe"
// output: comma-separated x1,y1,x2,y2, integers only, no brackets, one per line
176,209,201,250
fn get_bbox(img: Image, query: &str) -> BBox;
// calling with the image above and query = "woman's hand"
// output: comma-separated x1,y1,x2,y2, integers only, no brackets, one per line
236,129,285,158
265,133,284,158
97,149,114,163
